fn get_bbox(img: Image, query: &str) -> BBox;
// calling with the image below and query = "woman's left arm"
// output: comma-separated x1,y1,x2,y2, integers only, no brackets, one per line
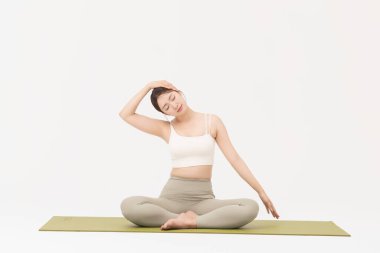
213,114,280,219
212,114,264,193
230,157,265,194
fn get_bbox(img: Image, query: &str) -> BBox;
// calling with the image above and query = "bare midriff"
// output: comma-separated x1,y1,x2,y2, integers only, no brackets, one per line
170,165,212,180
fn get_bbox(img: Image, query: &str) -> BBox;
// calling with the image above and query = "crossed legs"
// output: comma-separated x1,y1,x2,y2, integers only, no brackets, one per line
120,196,259,229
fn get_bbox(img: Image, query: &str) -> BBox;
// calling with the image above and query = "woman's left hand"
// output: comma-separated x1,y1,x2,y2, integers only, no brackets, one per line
258,191,280,219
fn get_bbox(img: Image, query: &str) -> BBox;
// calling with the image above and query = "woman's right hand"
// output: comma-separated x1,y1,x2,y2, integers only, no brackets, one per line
146,80,178,90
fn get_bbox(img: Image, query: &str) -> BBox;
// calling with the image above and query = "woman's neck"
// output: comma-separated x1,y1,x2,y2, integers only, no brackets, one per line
174,108,198,123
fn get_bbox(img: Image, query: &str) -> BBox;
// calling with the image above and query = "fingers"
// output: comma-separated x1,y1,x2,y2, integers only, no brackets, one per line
270,206,280,219
165,82,177,90
149,80,177,90
271,203,279,218
261,195,280,219
267,202,280,219
261,196,280,218
271,209,279,219
169,83,178,90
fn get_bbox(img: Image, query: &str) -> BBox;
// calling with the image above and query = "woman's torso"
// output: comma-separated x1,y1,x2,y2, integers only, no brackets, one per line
162,112,217,180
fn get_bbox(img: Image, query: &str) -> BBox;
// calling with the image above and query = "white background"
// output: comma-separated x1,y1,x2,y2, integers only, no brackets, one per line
1,0,379,252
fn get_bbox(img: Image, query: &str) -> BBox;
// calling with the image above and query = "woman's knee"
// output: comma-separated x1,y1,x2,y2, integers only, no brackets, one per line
240,198,259,220
120,196,148,217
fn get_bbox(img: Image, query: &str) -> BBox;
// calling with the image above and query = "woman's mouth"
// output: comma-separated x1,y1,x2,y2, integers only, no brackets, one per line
177,105,182,112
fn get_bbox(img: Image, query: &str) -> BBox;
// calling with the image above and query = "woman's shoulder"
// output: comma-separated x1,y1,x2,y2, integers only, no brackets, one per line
203,112,221,139
204,112,220,122
202,111,217,117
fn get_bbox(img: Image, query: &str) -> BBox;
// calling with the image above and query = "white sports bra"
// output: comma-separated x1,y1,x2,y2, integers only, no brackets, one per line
169,113,216,168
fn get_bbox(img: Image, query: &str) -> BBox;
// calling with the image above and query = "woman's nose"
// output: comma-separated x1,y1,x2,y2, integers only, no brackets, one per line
170,103,179,110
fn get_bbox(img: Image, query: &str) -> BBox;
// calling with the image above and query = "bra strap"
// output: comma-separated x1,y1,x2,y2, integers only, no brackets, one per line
208,113,211,134
204,113,207,135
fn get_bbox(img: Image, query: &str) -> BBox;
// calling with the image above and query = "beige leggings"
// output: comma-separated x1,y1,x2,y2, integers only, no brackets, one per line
120,176,259,228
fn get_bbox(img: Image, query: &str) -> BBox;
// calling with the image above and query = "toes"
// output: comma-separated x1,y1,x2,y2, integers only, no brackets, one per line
161,219,174,230
161,221,169,230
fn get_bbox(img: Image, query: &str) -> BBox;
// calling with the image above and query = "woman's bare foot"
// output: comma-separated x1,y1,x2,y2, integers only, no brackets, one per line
160,210,198,230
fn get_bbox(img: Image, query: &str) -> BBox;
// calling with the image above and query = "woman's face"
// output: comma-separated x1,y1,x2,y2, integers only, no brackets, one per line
157,91,186,116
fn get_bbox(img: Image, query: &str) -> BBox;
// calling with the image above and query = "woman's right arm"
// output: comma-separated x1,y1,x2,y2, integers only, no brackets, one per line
118,84,151,120
118,80,177,120
118,81,177,141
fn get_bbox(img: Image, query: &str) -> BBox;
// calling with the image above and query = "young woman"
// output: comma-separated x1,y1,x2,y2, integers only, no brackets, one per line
119,80,279,230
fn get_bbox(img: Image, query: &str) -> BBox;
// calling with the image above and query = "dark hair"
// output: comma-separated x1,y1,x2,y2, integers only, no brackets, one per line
150,87,183,115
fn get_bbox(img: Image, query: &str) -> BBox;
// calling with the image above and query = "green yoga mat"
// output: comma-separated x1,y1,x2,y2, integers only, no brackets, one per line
39,216,350,236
